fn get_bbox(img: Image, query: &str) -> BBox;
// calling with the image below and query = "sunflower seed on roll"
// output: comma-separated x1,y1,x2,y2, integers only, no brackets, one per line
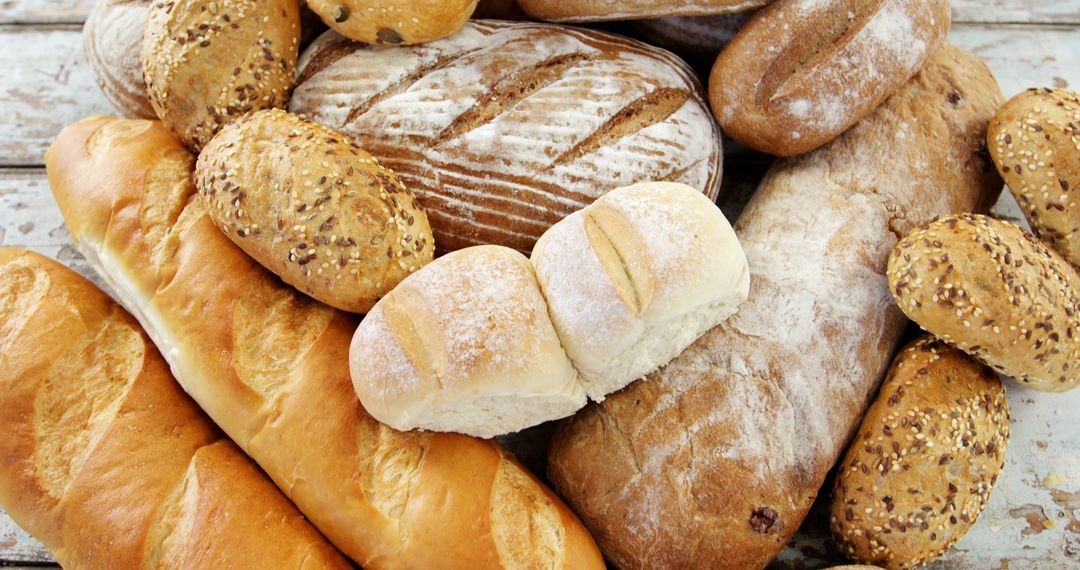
196,109,434,314
84,0,155,119
143,0,301,151
831,336,1009,570
888,213,1080,392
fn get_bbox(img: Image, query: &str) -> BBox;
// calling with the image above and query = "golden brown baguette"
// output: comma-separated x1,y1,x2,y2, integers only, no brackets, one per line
45,116,604,570
548,44,1003,569
0,248,351,570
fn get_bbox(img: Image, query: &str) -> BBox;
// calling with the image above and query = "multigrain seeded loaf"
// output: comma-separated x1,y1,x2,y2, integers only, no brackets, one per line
196,109,434,313
46,116,605,570
289,20,722,253
888,214,1080,392
307,0,478,45
831,336,1009,570
547,44,1003,570
988,88,1080,266
84,0,155,119
0,249,351,570
517,0,770,22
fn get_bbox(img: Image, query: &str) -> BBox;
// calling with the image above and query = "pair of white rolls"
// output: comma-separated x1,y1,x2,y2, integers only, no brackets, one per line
350,182,750,438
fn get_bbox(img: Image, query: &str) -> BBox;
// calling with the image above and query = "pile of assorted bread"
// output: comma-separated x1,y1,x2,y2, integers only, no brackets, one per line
1,0,1077,568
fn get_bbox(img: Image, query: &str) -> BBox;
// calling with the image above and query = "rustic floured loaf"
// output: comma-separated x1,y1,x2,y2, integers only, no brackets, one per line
46,116,605,570
0,248,351,570
518,0,769,22
307,0,479,45
710,0,950,156
888,214,1080,393
831,336,1009,570
548,44,1003,569
290,20,722,253
196,109,434,313
84,0,155,119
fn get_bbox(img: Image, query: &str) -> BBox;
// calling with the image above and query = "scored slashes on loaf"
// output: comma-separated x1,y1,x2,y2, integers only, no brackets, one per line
0,249,351,570
289,20,722,253
548,44,1003,570
46,117,605,570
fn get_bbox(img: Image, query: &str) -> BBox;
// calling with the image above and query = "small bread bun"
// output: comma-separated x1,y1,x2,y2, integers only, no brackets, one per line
349,245,584,438
196,109,434,313
988,88,1080,266
831,336,1009,569
888,214,1080,392
531,182,749,400
143,0,301,150
307,0,478,45
84,0,155,119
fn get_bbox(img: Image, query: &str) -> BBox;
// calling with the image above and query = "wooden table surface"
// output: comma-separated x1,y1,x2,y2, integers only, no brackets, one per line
2,1,1079,568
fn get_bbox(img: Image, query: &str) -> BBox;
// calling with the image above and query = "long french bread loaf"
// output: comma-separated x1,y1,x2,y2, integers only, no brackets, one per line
547,44,1004,569
0,248,351,570
289,20,722,253
45,117,604,570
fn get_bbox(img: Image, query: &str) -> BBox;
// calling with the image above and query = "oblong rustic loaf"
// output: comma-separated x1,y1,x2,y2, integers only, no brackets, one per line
831,336,1009,570
289,20,722,253
46,117,605,570
548,44,1003,569
0,249,351,570
84,0,155,119
710,0,950,156
518,0,769,22
888,214,1080,392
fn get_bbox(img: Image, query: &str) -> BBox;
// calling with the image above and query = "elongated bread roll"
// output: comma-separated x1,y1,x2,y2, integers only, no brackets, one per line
548,45,1003,569
0,248,350,570
46,116,604,570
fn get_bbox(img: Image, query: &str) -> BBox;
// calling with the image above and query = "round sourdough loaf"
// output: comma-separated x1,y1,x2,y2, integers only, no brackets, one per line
196,109,434,314
349,245,585,438
710,0,950,156
988,88,1080,266
888,214,1080,392
84,0,155,119
831,337,1009,569
307,0,479,45
143,0,301,151
531,181,749,401
289,20,722,253
517,0,768,22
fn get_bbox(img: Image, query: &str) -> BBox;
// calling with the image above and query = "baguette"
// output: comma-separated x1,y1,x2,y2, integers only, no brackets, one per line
0,248,351,570
46,116,605,570
547,44,1003,569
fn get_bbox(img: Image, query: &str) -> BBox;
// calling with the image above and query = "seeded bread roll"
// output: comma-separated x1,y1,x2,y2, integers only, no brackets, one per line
710,0,950,156
518,0,770,22
143,0,301,151
350,245,585,438
531,181,749,401
196,109,434,313
888,214,1080,392
831,336,1009,570
308,0,478,45
0,249,351,570
84,0,155,119
47,116,604,570
988,88,1080,266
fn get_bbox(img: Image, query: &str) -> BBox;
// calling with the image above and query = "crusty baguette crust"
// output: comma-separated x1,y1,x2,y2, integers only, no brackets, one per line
518,0,769,22
290,20,722,253
0,248,350,570
46,117,604,570
548,45,1003,569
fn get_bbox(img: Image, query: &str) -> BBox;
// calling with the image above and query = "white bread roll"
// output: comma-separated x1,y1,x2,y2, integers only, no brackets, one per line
531,182,749,400
351,246,585,438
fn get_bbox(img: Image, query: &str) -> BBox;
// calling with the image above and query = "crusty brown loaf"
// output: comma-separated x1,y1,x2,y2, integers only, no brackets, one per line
710,0,950,156
0,248,351,570
142,0,300,151
307,0,479,45
518,0,769,22
888,214,1080,392
290,20,722,253
84,0,156,119
988,88,1080,266
46,116,604,570
830,336,1009,570
196,109,434,313
548,44,1003,570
